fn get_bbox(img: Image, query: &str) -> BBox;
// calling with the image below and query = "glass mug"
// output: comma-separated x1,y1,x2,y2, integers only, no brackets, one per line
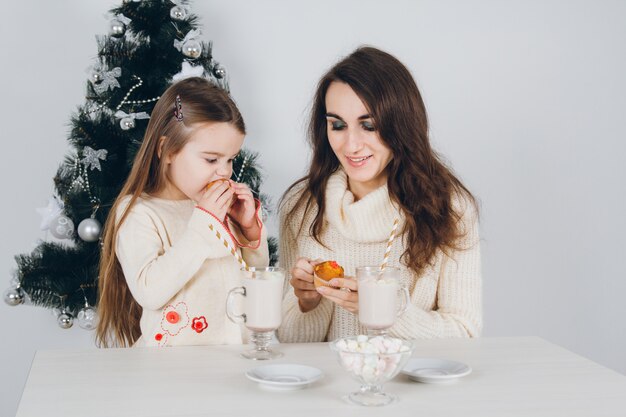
356,266,410,336
226,267,284,360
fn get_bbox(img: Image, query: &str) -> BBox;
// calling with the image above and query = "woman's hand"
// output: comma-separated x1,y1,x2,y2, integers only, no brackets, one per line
228,182,261,241
197,180,235,222
290,258,322,313
317,277,359,314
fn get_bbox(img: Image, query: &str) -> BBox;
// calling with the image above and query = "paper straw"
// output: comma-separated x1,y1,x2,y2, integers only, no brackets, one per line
208,223,249,271
380,218,399,272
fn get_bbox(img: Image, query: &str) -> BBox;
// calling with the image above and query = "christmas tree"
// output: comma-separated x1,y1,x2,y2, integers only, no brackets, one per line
3,0,277,329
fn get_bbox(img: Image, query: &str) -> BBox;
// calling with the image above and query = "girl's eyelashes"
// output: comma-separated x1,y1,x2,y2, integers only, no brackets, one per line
205,158,235,164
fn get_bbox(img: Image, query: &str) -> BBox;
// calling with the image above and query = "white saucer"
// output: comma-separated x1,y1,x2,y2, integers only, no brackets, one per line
245,364,323,390
401,358,472,384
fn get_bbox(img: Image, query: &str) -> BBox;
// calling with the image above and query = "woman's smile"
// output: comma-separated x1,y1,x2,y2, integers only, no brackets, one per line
345,154,373,167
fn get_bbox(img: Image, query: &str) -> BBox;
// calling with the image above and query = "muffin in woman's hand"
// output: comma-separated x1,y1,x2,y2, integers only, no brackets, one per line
314,261,344,288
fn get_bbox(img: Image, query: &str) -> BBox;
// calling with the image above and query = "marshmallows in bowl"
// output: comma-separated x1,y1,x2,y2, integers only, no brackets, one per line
331,335,413,384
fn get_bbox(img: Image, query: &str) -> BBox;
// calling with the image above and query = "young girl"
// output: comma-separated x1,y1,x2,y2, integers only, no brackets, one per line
96,77,269,348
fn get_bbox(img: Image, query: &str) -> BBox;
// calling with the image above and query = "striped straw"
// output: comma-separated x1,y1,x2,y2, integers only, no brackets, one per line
380,218,399,272
208,223,249,271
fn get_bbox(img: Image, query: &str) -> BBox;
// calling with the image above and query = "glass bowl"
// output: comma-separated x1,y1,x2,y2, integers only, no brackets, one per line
329,335,414,406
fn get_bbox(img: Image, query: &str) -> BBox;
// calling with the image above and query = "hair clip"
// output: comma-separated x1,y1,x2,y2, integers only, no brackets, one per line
174,95,184,122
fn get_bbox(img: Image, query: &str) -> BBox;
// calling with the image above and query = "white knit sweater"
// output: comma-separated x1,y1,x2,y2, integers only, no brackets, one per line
276,169,482,342
116,194,269,347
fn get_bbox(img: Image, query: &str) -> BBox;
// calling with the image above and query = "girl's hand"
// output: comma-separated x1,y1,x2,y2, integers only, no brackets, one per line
290,258,322,313
197,181,235,222
228,182,260,241
317,277,359,314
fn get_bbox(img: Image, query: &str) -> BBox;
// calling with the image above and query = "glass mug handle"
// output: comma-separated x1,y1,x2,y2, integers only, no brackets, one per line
226,286,247,324
397,286,410,317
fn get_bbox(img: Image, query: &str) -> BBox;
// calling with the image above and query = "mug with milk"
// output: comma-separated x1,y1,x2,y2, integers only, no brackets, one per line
356,266,410,335
226,267,284,360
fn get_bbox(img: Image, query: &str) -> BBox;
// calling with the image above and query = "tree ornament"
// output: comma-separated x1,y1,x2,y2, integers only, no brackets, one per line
91,71,103,83
49,215,75,240
77,304,98,330
4,286,25,306
81,146,108,171
213,64,226,79
170,5,187,21
109,19,126,38
36,197,64,231
120,117,135,130
182,39,202,59
115,110,150,130
174,29,202,58
90,67,122,95
57,310,74,329
77,218,102,242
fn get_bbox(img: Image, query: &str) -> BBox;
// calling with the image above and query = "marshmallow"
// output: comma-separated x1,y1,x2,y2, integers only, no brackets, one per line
335,335,410,382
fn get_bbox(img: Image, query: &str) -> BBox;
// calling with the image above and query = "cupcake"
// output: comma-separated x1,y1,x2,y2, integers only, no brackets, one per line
314,261,344,288
206,178,230,190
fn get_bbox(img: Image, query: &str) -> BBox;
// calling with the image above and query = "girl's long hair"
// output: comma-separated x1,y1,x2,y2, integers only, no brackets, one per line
282,46,477,276
96,77,245,347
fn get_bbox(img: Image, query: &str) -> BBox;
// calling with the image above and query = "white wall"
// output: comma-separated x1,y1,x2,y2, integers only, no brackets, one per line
2,1,625,415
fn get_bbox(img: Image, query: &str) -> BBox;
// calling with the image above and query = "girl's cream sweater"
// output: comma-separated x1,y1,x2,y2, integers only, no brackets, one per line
116,195,269,347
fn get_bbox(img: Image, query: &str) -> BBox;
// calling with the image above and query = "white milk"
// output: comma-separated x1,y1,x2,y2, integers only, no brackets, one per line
243,273,283,332
358,279,399,330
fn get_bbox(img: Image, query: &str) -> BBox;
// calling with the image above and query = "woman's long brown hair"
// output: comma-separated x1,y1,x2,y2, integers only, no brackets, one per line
96,77,245,347
282,46,477,276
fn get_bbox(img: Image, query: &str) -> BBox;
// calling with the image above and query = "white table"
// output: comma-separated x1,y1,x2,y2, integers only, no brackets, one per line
15,337,626,417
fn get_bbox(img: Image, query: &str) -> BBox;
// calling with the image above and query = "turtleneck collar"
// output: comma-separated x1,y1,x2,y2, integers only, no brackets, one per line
324,169,403,243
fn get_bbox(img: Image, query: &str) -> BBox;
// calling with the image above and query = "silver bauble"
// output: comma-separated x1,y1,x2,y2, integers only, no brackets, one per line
213,65,226,79
109,19,126,38
78,218,102,242
57,311,74,329
120,117,136,130
77,306,98,330
49,215,75,240
91,71,103,83
182,39,202,59
170,5,187,21
4,287,25,306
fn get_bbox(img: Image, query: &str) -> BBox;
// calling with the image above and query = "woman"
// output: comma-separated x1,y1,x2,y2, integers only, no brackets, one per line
276,46,481,342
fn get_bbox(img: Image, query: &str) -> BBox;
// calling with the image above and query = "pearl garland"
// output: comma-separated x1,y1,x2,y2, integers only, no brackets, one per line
115,76,160,111
236,155,249,182
85,75,160,116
